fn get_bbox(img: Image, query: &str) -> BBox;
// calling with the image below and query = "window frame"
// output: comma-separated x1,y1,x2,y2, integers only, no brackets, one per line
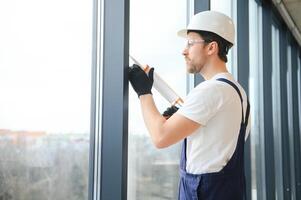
88,0,129,199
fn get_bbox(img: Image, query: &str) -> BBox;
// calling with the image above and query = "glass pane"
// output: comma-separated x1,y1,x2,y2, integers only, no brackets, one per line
271,23,285,200
298,55,301,145
0,0,93,199
128,0,187,199
287,44,297,199
249,1,264,199
210,0,237,77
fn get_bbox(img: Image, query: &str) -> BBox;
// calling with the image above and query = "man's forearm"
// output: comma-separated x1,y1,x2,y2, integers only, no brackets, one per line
139,94,167,148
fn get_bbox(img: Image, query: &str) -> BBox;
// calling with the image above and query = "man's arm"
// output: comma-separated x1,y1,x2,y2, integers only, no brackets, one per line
140,94,201,148
128,65,200,148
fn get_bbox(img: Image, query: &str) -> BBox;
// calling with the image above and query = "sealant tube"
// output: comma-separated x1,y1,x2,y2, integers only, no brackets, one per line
130,55,183,107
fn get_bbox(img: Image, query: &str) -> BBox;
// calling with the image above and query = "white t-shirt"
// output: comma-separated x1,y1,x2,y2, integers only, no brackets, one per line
177,72,250,174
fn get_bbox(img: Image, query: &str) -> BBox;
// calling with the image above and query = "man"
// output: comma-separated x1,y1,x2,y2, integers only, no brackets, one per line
129,10,250,200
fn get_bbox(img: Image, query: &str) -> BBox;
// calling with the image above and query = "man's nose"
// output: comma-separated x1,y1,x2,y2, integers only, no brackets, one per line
182,47,188,56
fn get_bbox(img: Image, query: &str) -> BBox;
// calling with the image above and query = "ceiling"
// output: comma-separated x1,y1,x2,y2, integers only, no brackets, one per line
282,0,301,45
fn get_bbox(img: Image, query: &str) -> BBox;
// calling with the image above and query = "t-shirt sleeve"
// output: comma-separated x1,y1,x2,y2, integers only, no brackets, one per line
177,83,225,126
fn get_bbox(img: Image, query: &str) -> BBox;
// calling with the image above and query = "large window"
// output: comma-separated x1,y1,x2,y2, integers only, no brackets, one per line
298,53,301,148
271,22,284,200
249,1,264,199
0,0,93,199
128,0,187,199
287,44,297,199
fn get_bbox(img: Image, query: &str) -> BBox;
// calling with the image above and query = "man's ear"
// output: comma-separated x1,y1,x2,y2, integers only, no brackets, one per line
207,41,218,56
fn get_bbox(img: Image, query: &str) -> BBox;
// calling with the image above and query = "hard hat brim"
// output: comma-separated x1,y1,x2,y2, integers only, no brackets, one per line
177,29,188,38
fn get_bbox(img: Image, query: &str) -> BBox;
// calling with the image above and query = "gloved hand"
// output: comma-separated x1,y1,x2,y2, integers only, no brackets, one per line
129,64,154,97
162,105,179,119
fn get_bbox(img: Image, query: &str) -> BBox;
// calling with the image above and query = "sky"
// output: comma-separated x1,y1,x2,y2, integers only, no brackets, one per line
0,0,93,133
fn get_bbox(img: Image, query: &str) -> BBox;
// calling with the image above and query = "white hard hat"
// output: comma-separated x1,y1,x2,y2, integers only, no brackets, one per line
178,11,235,44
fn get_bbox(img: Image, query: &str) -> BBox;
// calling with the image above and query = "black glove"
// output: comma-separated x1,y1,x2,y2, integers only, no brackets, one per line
162,105,179,119
129,64,154,97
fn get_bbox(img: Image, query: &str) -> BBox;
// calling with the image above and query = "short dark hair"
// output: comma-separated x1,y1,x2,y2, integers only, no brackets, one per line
188,30,233,63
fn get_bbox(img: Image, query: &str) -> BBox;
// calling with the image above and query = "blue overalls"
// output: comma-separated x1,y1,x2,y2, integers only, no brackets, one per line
178,78,250,200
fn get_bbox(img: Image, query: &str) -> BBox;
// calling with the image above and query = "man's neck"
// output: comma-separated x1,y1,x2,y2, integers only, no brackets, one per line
200,59,228,80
